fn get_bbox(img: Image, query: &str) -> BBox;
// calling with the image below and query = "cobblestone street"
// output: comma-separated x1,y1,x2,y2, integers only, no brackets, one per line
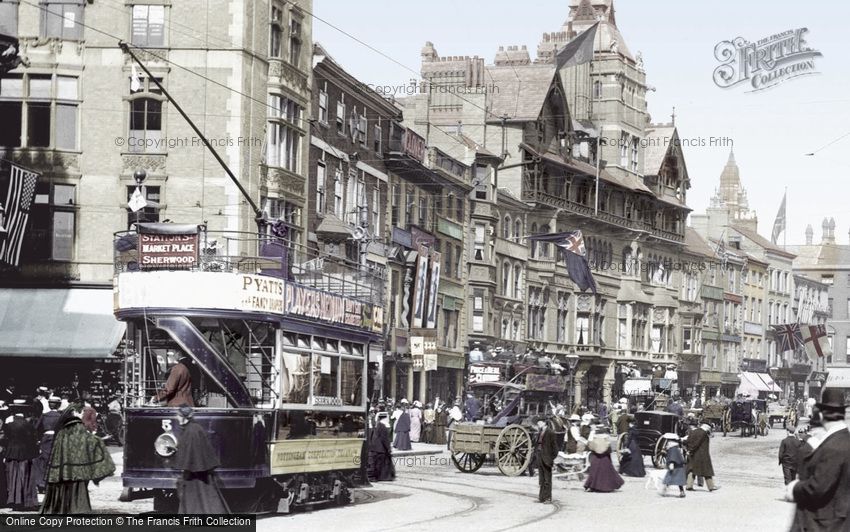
1,427,800,532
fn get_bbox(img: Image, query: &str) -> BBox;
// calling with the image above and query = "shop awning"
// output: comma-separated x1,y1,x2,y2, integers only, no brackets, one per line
738,371,782,395
0,288,126,358
825,368,850,389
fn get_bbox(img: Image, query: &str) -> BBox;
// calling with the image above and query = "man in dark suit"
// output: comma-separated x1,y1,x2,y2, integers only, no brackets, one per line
778,426,803,485
786,389,850,531
536,418,560,503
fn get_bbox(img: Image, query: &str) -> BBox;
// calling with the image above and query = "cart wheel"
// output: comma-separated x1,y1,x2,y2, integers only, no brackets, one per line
652,437,668,469
450,452,486,473
495,424,533,477
615,433,627,461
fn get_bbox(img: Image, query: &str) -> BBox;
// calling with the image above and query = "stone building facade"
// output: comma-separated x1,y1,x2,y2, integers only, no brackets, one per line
0,0,312,386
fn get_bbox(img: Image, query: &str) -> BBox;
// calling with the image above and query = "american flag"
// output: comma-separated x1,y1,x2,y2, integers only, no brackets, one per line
772,323,803,353
0,162,40,268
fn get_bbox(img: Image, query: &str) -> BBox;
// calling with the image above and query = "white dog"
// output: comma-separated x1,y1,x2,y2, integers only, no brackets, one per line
644,469,666,491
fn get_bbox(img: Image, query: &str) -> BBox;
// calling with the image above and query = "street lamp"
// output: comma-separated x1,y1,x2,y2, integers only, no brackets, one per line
566,350,579,414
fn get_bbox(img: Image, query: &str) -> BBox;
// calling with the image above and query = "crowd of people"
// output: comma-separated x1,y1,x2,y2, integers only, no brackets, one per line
0,391,116,513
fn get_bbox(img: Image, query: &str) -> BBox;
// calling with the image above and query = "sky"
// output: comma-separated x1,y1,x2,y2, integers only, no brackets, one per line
313,0,850,246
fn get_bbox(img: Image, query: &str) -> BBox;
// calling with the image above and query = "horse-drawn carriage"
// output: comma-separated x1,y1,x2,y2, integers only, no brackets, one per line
722,399,759,437
616,411,688,469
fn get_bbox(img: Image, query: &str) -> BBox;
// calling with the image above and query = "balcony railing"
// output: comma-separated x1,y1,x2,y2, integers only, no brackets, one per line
113,228,385,306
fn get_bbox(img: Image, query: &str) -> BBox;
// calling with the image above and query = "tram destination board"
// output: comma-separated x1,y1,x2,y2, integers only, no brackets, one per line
3,515,255,532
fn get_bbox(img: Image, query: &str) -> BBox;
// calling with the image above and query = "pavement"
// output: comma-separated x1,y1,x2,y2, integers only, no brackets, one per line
1,429,806,531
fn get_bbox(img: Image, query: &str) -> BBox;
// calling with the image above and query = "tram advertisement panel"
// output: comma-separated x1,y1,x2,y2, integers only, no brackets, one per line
116,271,382,332
269,438,362,475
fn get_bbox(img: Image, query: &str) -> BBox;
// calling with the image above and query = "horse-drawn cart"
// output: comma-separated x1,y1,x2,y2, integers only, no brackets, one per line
450,423,534,476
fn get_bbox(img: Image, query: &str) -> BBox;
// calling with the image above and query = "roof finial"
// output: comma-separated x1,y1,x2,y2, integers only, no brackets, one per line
728,148,735,164
671,106,676,126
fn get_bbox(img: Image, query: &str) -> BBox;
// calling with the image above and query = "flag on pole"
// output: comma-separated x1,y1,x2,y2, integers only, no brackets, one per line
0,162,40,268
771,191,786,244
130,63,142,92
528,230,597,293
772,323,803,353
800,324,832,362
555,22,599,69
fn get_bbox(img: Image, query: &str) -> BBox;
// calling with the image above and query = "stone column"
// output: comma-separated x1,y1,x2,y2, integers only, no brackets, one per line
602,362,615,405
406,367,415,401
572,368,587,412
419,369,427,404
389,363,397,400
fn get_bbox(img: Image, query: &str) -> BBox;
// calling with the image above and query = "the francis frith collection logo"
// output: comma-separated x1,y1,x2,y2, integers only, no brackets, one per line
713,28,822,92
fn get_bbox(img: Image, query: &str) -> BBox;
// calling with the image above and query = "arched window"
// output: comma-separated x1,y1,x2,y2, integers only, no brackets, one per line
502,262,511,295
515,219,522,241
503,215,512,239
623,247,633,274
540,224,550,258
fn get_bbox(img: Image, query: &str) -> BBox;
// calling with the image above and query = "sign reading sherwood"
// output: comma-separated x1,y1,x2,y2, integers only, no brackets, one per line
116,270,381,332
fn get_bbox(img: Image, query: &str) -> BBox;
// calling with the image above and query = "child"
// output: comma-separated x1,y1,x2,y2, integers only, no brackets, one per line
660,433,686,498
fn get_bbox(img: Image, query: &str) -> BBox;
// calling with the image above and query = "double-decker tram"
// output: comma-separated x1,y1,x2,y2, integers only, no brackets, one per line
113,223,383,513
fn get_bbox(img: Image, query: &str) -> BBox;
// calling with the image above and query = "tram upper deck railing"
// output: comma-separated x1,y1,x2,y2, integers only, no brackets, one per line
113,225,385,307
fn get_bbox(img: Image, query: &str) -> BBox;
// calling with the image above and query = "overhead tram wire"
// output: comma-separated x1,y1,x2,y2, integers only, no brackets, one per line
39,0,479,155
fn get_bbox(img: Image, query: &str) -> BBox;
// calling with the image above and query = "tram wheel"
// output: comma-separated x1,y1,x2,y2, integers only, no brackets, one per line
451,451,486,473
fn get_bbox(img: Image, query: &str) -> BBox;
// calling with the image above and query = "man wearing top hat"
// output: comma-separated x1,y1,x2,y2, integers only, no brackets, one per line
785,388,850,532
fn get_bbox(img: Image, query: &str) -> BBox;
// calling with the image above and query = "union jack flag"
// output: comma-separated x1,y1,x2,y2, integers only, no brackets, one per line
772,323,803,353
528,230,595,293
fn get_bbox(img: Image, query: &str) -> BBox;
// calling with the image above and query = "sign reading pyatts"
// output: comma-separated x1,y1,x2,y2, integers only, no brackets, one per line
115,270,382,333
137,229,199,270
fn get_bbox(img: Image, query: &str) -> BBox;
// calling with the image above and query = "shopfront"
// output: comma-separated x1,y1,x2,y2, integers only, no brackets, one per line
0,287,126,398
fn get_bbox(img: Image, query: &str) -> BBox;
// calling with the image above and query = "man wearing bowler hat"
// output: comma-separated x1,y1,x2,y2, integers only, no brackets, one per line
785,388,850,531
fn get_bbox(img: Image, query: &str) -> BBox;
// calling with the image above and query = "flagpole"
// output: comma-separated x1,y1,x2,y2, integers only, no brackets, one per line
783,186,787,251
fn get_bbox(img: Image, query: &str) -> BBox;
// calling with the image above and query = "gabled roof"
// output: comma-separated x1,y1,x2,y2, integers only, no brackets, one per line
485,64,558,122
730,224,796,259
643,124,675,177
684,228,716,258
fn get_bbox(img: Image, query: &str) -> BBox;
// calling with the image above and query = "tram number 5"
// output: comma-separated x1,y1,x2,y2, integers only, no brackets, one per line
162,419,173,432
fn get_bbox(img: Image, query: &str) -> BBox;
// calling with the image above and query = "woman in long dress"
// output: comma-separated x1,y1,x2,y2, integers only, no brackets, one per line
433,407,447,446
422,403,435,444
41,403,115,514
409,402,423,443
368,422,395,481
393,405,412,451
583,435,624,493
618,424,646,477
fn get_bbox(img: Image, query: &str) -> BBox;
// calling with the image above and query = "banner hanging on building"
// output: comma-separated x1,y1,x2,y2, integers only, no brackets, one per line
0,161,39,268
425,251,441,329
411,244,429,328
